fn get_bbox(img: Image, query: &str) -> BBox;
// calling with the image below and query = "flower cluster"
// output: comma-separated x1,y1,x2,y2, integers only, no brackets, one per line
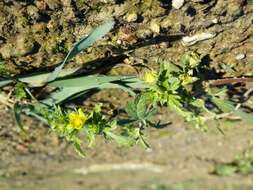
67,109,87,130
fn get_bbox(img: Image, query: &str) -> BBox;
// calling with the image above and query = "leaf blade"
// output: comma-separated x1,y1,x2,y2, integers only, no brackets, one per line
47,20,115,82
13,103,25,132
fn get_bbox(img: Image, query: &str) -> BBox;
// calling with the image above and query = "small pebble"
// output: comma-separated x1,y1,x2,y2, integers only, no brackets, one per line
235,53,246,60
149,21,160,34
182,32,216,46
212,18,219,24
172,0,185,9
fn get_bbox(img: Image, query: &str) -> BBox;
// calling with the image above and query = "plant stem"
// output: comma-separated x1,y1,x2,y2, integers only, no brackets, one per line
208,77,253,86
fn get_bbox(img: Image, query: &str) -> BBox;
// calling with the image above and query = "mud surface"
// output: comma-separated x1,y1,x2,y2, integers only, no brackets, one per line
0,0,253,189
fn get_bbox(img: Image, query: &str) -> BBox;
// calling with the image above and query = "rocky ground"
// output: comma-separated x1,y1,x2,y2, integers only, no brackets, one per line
0,0,253,189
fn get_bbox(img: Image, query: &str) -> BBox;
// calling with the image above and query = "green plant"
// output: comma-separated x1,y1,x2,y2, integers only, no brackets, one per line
139,51,253,129
0,61,9,76
33,103,140,156
14,82,27,100
126,94,157,127
214,147,253,176
0,20,148,155
0,19,253,157
122,94,157,148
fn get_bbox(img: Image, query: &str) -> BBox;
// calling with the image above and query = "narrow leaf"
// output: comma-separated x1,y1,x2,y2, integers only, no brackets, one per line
13,103,25,132
43,75,141,105
105,131,133,146
19,68,80,87
73,142,86,157
49,75,134,88
234,110,253,125
138,134,150,149
47,20,115,82
42,87,85,106
211,97,235,113
212,97,253,125
0,79,13,87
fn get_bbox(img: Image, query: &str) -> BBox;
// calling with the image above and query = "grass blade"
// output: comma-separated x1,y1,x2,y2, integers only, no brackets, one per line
47,20,115,83
234,110,253,125
43,75,146,106
19,68,80,87
42,87,85,106
212,97,253,125
211,97,235,113
0,79,13,87
49,75,134,88
14,103,25,132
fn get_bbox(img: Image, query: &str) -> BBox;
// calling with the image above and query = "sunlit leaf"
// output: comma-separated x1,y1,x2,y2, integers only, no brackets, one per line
211,97,235,113
43,75,145,106
105,131,133,146
212,97,253,125
0,79,13,87
47,20,115,82
49,75,135,88
234,110,253,125
73,142,86,157
214,164,237,176
14,82,27,100
19,68,80,87
138,134,150,149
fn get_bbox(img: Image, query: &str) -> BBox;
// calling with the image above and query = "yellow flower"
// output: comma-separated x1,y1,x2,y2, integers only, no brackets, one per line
67,109,87,129
180,74,198,86
143,71,157,83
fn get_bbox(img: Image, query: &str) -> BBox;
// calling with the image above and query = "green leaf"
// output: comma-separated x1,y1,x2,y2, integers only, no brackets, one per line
47,20,115,82
126,100,138,119
212,97,253,125
49,75,135,88
234,110,253,125
138,133,150,149
13,103,25,132
239,164,253,174
146,107,157,119
23,104,49,124
0,79,13,87
168,77,180,91
14,103,48,129
126,94,154,121
237,160,253,174
14,82,27,100
42,87,86,106
214,164,237,176
19,68,80,87
208,87,227,98
0,61,10,76
73,142,86,157
180,51,201,69
136,95,147,120
43,75,144,106
87,130,96,147
105,131,133,146
211,97,235,113
118,77,149,89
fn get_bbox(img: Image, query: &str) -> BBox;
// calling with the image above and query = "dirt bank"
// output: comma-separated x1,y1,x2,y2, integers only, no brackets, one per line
0,0,253,189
